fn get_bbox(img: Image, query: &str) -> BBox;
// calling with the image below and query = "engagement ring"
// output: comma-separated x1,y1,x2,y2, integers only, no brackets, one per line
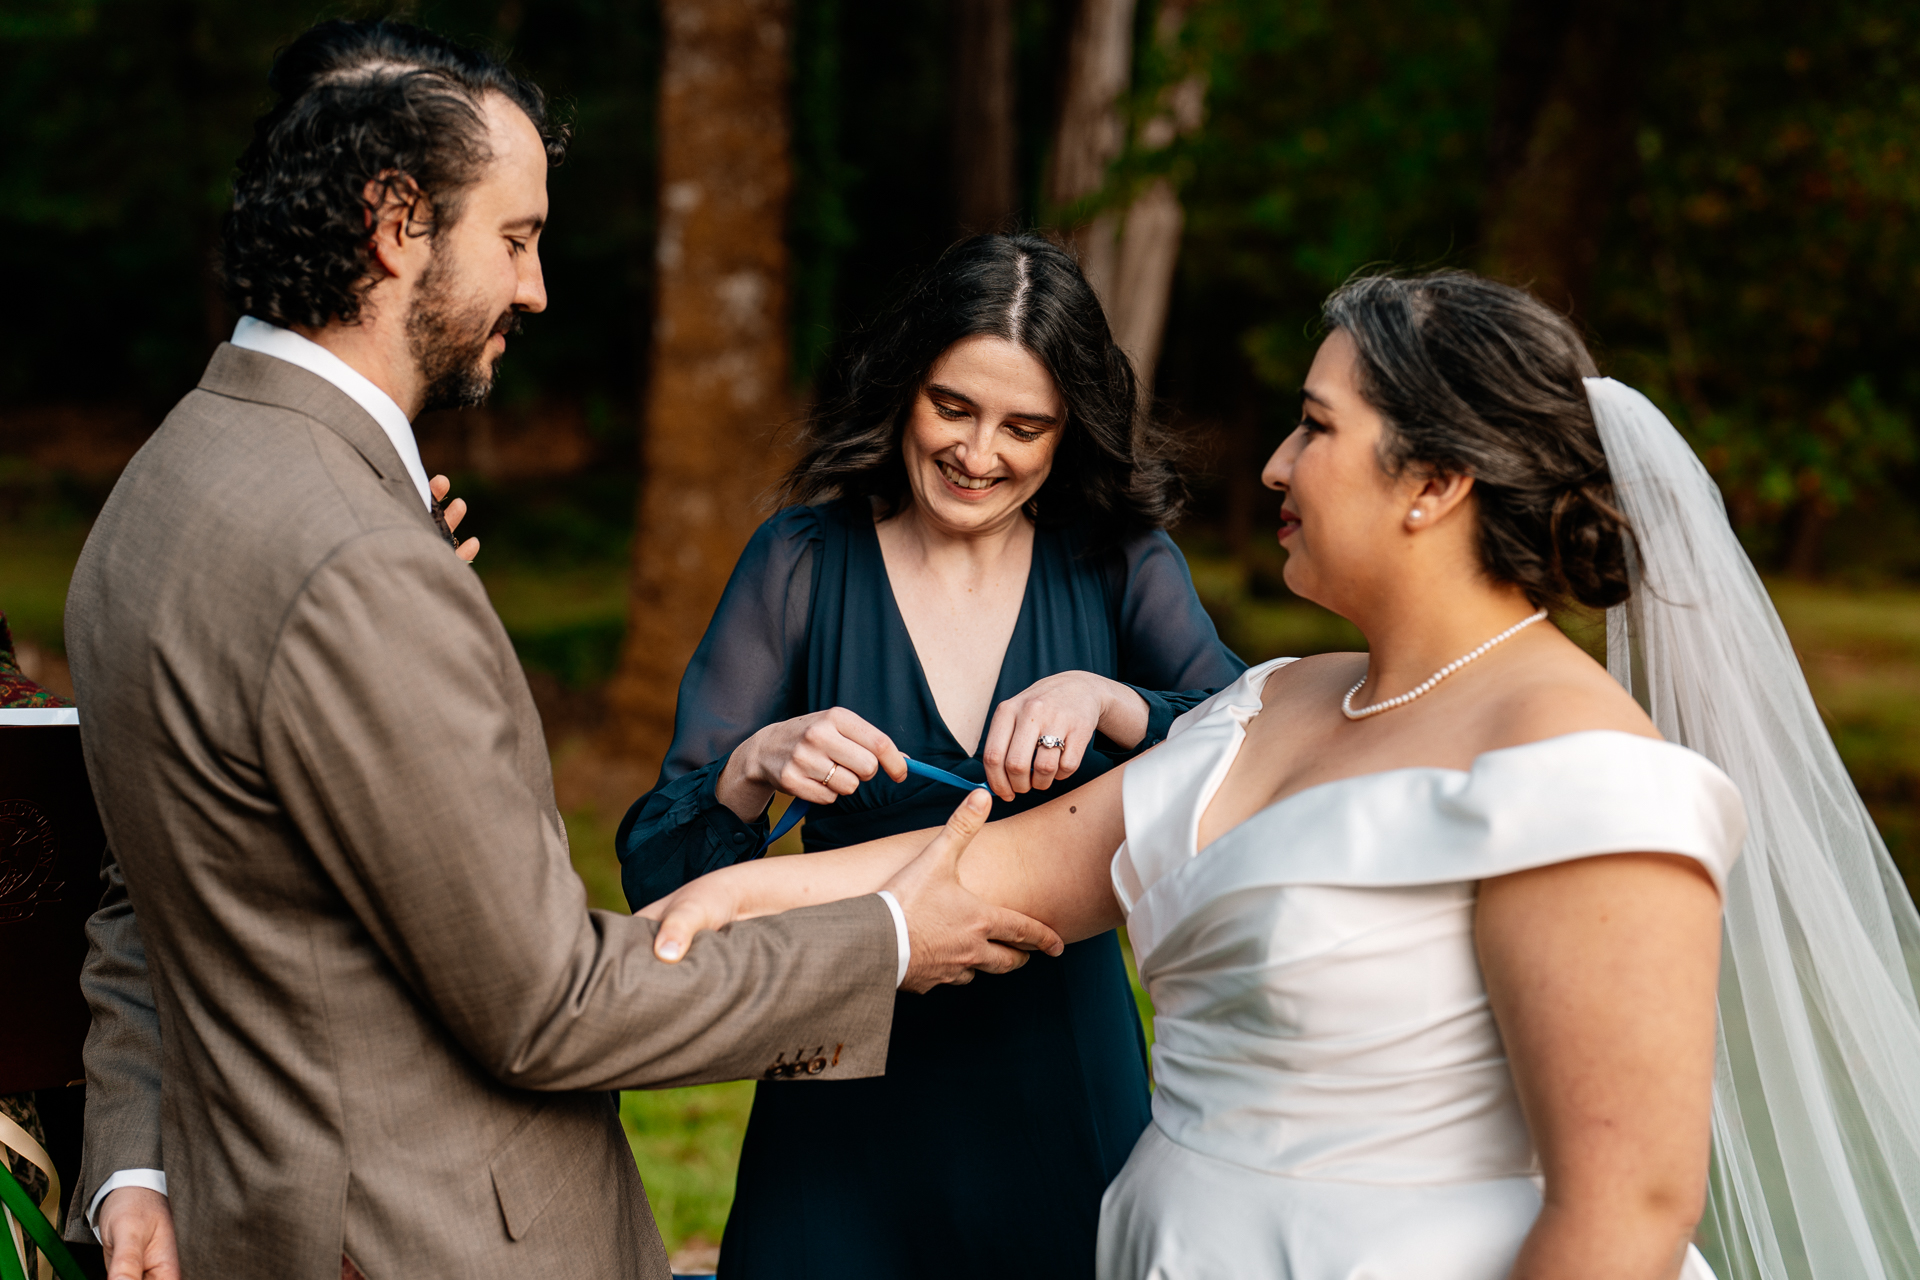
1037,734,1066,750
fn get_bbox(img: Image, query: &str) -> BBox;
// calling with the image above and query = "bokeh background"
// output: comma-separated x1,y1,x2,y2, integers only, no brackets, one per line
3,0,1917,1265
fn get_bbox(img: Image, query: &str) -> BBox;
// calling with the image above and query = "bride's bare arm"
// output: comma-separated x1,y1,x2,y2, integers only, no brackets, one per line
1478,852,1722,1280
642,764,1131,955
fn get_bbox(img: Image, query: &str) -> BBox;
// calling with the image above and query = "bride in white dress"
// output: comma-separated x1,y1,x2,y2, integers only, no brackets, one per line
644,271,1920,1280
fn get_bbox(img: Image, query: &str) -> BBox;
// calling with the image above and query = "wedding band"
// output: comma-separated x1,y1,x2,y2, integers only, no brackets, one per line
821,764,840,788
1037,734,1066,750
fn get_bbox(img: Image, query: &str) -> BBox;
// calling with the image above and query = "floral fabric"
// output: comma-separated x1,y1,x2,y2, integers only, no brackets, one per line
0,611,69,709
1,608,69,1265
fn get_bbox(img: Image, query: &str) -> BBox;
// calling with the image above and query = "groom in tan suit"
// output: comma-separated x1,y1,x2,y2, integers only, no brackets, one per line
61,19,1056,1280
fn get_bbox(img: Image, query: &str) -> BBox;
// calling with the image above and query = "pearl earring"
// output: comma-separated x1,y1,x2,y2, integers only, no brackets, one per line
1409,508,1424,520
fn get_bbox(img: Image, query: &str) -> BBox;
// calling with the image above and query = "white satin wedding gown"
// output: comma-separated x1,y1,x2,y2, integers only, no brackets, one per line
1096,658,1747,1280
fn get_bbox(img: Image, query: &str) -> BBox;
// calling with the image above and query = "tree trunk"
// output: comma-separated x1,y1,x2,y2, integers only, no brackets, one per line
1047,0,1207,395
1785,499,1831,582
1106,177,1183,387
604,0,795,765
1046,0,1137,303
952,0,1016,233
1478,0,1656,318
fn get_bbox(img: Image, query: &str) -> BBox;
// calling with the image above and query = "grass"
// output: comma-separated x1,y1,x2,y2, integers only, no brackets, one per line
1765,581,1920,890
620,1083,756,1263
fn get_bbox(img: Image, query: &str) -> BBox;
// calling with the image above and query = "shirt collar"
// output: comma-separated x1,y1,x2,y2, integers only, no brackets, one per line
229,316,433,510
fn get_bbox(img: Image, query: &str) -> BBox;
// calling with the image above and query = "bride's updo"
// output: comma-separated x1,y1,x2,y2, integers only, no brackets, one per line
1323,271,1633,610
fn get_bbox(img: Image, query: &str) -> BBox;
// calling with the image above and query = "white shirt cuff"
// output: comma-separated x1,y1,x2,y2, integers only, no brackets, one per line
875,890,910,987
87,1169,168,1240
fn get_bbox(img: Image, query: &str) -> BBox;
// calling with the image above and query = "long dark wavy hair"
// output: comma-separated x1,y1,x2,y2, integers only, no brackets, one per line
218,20,568,331
781,234,1188,549
1323,270,1633,610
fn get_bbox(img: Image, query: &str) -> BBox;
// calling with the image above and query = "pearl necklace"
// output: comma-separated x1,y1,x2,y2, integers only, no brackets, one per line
1341,610,1550,720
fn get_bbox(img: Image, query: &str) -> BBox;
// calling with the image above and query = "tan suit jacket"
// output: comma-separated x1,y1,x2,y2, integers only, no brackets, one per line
60,346,899,1279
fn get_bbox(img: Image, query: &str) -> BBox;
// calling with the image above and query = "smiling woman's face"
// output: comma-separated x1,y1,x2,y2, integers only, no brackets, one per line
1261,328,1418,609
900,334,1066,537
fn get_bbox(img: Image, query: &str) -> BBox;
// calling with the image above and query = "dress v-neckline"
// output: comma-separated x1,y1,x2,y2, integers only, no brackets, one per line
867,514,1038,758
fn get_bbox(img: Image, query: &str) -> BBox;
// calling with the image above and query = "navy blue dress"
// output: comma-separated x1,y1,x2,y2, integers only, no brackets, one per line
618,497,1244,1280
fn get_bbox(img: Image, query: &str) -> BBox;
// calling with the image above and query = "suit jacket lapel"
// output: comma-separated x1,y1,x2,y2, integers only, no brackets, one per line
197,343,439,537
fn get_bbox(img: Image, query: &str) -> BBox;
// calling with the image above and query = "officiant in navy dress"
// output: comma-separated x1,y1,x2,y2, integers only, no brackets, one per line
618,234,1243,1279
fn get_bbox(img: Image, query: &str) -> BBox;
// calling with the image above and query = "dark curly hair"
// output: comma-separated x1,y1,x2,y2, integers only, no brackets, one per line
781,233,1188,550
1322,270,1633,610
218,19,568,330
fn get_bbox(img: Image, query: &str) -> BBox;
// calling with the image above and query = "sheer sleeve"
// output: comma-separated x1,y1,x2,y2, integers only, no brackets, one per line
616,506,821,910
1112,530,1247,753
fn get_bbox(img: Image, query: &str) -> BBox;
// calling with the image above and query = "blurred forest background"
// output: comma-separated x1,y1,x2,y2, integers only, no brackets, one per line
3,0,1919,1265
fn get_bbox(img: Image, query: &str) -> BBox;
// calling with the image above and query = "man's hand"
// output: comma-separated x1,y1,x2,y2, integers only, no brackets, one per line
96,1187,179,1280
884,789,1063,993
429,474,480,562
641,867,750,959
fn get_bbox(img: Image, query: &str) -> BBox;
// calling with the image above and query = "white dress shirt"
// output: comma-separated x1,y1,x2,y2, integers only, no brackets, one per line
91,319,913,1234
877,890,911,986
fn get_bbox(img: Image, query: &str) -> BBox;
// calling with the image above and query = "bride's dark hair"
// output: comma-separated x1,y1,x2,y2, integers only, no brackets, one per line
1323,270,1633,610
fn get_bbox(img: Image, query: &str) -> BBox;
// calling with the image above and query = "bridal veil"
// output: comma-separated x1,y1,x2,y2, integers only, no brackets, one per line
1589,377,1920,1279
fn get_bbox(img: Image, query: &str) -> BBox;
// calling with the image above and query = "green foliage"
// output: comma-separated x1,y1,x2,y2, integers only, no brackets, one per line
1177,0,1501,373
0,0,307,402
1160,0,1920,568
1157,0,1505,466
1594,1,1920,547
784,0,1080,387
0,0,658,429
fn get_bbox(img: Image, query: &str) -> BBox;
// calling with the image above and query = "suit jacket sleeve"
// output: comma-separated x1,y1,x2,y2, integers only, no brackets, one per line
255,531,898,1093
64,847,164,1241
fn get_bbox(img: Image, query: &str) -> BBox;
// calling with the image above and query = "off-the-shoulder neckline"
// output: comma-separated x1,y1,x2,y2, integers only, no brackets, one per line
1194,658,1701,858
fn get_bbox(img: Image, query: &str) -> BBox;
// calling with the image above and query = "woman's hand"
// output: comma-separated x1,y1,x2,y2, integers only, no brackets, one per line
716,707,910,821
982,671,1148,800
429,473,480,563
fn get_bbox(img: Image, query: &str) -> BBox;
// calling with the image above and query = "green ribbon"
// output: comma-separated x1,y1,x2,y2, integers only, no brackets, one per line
0,1162,84,1280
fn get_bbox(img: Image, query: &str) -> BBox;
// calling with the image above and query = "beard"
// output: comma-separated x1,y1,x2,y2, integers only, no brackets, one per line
406,250,520,414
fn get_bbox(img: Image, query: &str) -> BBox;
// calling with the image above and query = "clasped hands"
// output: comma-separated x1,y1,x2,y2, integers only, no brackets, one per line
645,788,1064,993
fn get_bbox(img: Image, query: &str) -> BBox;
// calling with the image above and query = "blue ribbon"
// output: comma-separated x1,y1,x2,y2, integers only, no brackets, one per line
760,758,989,853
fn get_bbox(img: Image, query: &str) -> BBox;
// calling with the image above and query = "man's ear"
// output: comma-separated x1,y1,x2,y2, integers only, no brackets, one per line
362,173,428,282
